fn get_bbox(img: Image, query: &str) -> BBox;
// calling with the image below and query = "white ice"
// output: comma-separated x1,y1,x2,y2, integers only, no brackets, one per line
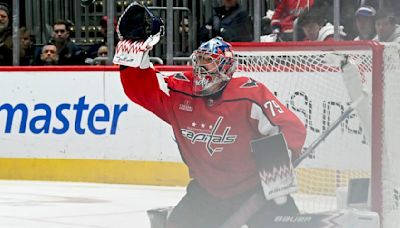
0,180,185,228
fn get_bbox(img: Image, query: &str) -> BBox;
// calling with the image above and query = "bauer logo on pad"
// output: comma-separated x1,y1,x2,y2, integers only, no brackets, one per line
251,133,297,200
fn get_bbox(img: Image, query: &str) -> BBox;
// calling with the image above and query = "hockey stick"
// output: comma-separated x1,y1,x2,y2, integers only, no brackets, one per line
220,55,369,228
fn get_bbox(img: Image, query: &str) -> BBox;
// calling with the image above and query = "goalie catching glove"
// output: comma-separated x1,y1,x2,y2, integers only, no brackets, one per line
113,1,164,68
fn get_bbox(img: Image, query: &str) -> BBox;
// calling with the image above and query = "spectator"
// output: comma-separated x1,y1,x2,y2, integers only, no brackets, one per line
374,8,400,43
85,44,109,65
87,16,117,59
97,45,108,57
270,0,314,41
37,43,59,65
341,0,360,39
261,10,274,36
179,17,189,35
0,2,12,65
176,16,190,57
260,10,287,42
359,0,379,10
297,8,346,41
35,43,59,66
95,45,108,65
199,0,253,43
354,5,376,41
19,27,35,65
308,1,358,39
51,19,86,65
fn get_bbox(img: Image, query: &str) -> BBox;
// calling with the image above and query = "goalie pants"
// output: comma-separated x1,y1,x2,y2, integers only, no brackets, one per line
166,180,299,228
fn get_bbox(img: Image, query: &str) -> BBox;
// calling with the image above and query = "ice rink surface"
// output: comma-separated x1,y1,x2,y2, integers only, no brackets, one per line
0,180,186,228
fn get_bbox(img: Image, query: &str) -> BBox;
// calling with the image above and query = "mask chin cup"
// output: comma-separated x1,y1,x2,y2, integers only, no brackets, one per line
193,72,228,97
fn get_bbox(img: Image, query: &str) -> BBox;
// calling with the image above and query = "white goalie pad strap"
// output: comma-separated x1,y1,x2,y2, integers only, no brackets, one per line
251,133,297,202
113,33,161,68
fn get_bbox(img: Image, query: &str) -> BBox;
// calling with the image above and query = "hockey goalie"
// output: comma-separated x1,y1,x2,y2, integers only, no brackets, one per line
113,2,307,228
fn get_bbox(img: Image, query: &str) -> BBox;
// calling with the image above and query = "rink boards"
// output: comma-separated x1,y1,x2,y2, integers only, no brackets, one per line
0,66,190,186
0,66,369,191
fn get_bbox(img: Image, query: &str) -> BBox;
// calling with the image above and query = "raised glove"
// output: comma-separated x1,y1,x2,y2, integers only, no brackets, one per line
113,2,164,68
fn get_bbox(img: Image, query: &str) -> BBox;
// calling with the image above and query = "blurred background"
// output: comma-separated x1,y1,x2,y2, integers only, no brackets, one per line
1,0,399,65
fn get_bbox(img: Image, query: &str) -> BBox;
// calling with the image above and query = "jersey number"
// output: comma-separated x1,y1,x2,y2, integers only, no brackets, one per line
264,100,284,117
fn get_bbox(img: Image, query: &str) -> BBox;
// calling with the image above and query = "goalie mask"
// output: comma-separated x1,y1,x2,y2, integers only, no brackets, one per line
192,37,237,97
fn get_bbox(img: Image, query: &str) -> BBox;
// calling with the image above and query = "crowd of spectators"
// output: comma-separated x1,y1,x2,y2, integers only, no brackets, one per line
0,2,109,66
296,6,347,41
0,0,400,66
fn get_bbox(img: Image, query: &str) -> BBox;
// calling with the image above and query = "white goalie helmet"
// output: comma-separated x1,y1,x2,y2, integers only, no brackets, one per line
192,37,237,96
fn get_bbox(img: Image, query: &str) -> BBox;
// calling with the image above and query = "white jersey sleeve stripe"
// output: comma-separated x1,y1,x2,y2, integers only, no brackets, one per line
250,103,279,136
156,72,170,96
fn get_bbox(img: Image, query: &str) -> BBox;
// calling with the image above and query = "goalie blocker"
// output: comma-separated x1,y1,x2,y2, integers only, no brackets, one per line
219,134,298,228
251,133,297,205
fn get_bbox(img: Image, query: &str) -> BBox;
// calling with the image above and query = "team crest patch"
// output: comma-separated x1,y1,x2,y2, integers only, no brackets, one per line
180,116,237,156
240,78,258,88
173,73,190,81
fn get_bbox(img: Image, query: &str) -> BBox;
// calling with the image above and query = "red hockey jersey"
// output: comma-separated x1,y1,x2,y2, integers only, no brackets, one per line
120,66,306,198
271,0,314,33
